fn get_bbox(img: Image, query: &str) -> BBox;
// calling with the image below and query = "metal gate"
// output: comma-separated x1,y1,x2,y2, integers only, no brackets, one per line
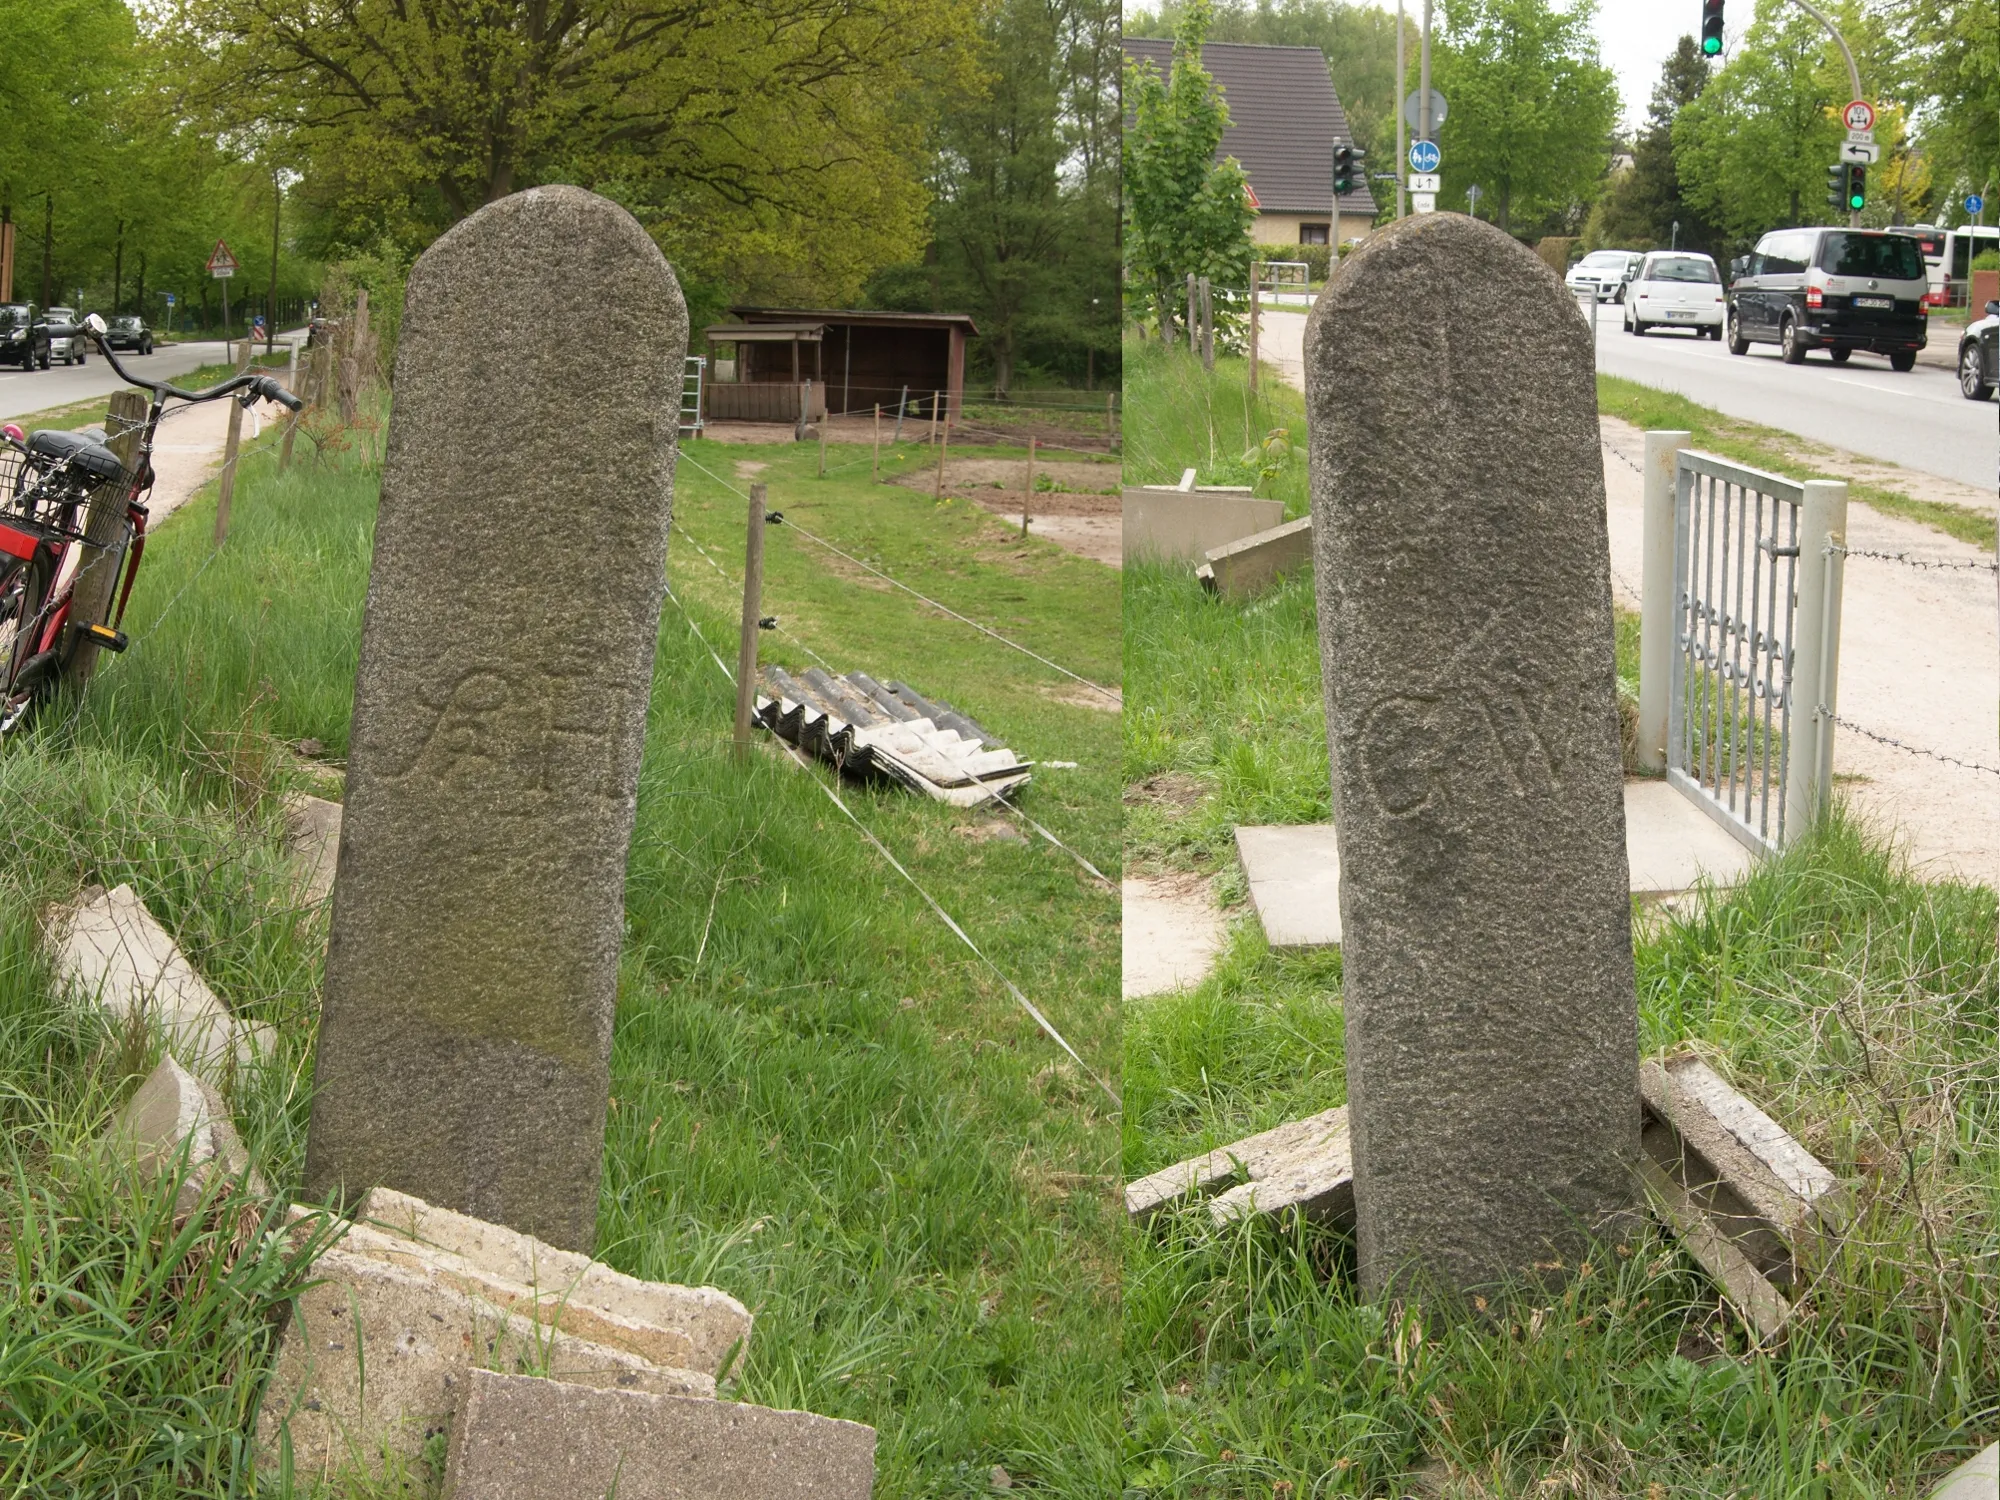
1655,446,1846,856
681,355,705,437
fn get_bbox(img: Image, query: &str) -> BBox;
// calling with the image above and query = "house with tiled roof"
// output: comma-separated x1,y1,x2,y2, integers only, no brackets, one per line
1123,37,1377,250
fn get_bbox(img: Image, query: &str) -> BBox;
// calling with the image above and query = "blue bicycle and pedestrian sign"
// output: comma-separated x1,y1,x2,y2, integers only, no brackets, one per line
1408,140,1441,174
1967,194,1985,215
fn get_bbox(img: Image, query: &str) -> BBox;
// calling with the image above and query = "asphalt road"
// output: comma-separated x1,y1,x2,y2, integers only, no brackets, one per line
1584,301,1995,491
0,339,238,424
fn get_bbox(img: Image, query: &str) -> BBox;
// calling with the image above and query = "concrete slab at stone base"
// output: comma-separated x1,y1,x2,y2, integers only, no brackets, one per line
102,1054,264,1215
1121,876,1224,997
1238,782,1762,950
442,1369,876,1499
284,794,343,905
1126,1106,1353,1230
1928,1443,1998,1499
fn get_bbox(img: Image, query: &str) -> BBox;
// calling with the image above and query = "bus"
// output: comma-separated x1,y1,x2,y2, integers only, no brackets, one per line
1888,224,2000,307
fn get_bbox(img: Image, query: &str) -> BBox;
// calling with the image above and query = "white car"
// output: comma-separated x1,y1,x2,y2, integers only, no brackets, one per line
1624,253,1726,338
46,306,86,365
1566,250,1643,302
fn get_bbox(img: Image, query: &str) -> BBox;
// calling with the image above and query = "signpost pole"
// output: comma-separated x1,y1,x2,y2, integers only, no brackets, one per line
1419,0,1432,145
1395,0,1407,220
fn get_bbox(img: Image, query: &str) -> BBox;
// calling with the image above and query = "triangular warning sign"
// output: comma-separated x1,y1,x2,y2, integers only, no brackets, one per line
206,239,239,274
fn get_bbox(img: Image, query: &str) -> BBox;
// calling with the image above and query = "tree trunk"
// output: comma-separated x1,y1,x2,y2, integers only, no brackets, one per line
113,220,124,313
135,252,146,326
1498,183,1512,234
40,194,53,308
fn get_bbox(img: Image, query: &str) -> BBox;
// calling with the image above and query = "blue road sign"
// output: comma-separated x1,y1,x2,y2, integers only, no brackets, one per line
1967,194,1985,214
1408,140,1441,174
164,293,175,306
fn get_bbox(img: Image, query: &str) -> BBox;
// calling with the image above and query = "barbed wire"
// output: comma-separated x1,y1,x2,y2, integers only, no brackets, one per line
1833,545,1998,574
1828,708,2000,778
1601,439,1646,476
659,578,1117,1104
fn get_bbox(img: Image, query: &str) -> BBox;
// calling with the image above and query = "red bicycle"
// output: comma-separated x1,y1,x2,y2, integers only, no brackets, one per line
0,314,302,737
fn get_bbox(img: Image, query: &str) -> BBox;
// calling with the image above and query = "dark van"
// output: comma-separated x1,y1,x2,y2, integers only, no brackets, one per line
1726,228,1929,370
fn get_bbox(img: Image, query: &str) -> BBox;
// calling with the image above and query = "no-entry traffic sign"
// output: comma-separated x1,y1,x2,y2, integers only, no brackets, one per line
1842,100,1875,132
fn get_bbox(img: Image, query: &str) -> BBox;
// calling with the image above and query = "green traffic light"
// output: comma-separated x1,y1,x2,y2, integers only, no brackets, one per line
1848,193,1865,210
1701,35,1721,55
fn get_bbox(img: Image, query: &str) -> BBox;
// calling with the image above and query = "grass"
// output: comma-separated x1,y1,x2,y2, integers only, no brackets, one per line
1123,338,1998,1497
1,408,1121,1494
1597,374,1996,551
1123,336,1309,517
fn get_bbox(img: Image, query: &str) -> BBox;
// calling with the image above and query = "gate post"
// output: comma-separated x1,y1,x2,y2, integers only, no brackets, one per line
1637,430,1690,772
1783,479,1849,842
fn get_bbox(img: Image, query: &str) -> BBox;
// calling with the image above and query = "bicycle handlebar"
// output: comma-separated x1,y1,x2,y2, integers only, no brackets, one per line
63,325,301,411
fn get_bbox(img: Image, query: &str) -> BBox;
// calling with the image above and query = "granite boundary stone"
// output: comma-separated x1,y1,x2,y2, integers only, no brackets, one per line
304,185,688,1250
256,1246,715,1484
1305,212,1641,1300
441,1368,877,1499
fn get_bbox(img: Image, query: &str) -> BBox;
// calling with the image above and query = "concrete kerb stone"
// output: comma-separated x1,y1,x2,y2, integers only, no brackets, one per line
1126,1106,1354,1231
1199,515,1313,599
101,1053,265,1215
1307,211,1641,1301
47,884,271,1082
283,793,343,906
441,1368,877,1500
254,1245,716,1484
1927,1443,1999,1500
1122,488,1282,565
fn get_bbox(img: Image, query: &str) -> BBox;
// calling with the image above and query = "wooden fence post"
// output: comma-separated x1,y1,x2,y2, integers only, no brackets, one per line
1022,436,1035,537
819,405,828,477
213,337,255,546
872,404,881,483
1248,262,1261,392
733,483,767,762
933,409,951,502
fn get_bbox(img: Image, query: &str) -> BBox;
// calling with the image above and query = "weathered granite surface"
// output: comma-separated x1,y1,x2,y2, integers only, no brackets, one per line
1304,212,1640,1300
304,186,687,1250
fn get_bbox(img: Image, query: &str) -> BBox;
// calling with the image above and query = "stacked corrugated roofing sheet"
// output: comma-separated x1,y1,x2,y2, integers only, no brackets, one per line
755,667,1033,807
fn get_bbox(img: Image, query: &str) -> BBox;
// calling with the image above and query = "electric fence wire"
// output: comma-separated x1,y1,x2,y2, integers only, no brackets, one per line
662,580,1118,1103
676,449,1121,706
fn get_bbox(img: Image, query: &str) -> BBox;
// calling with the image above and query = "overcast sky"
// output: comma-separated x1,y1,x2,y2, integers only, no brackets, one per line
1591,4,1697,132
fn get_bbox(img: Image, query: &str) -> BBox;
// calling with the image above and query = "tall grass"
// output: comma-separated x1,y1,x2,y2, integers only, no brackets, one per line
1123,337,1309,515
2,416,1121,1495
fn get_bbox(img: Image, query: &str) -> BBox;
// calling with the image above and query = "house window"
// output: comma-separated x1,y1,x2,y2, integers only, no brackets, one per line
1299,223,1331,246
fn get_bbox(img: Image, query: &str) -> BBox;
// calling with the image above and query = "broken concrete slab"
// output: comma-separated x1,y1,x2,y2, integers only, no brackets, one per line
48,884,269,1080
333,1219,734,1377
1640,1053,1848,1288
256,1246,715,1484
1636,1155,1793,1344
441,1368,876,1500
1126,1106,1353,1232
1928,1443,1998,1500
102,1053,264,1215
1123,489,1282,565
1234,825,1345,948
358,1185,752,1376
1623,779,1757,898
1237,782,1764,950
1199,516,1312,599
283,793,343,905
1121,874,1224,998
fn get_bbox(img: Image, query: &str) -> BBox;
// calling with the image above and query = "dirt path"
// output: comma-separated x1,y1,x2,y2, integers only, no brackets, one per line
144,398,239,525
1601,414,2000,889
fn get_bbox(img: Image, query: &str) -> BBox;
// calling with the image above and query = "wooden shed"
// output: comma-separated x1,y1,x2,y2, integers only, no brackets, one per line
703,308,977,425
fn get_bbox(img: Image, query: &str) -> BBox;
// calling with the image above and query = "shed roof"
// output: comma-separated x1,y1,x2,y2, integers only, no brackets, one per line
731,307,979,334
1122,38,1377,220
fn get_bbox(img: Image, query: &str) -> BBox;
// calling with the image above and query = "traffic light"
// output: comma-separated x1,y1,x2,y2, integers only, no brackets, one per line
1846,163,1867,212
1701,0,1724,57
1826,162,1848,209
1333,144,1365,196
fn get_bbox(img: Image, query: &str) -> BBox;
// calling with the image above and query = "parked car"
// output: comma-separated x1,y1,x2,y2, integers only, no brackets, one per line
45,307,86,365
1623,252,1727,338
104,314,155,354
1726,228,1928,370
1957,298,1999,400
1566,249,1644,302
0,303,50,369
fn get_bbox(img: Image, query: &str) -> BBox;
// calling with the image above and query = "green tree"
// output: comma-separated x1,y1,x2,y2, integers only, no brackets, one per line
1589,36,1716,253
1671,0,1852,244
1425,0,1618,235
1122,0,1254,340
1889,0,2000,221
160,0,978,303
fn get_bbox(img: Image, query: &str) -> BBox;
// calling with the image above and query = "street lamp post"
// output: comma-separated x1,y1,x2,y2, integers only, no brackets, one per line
1783,0,1865,228
1671,220,1681,250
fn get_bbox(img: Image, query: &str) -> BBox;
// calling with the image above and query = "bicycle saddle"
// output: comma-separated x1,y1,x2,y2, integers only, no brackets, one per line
26,428,126,484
